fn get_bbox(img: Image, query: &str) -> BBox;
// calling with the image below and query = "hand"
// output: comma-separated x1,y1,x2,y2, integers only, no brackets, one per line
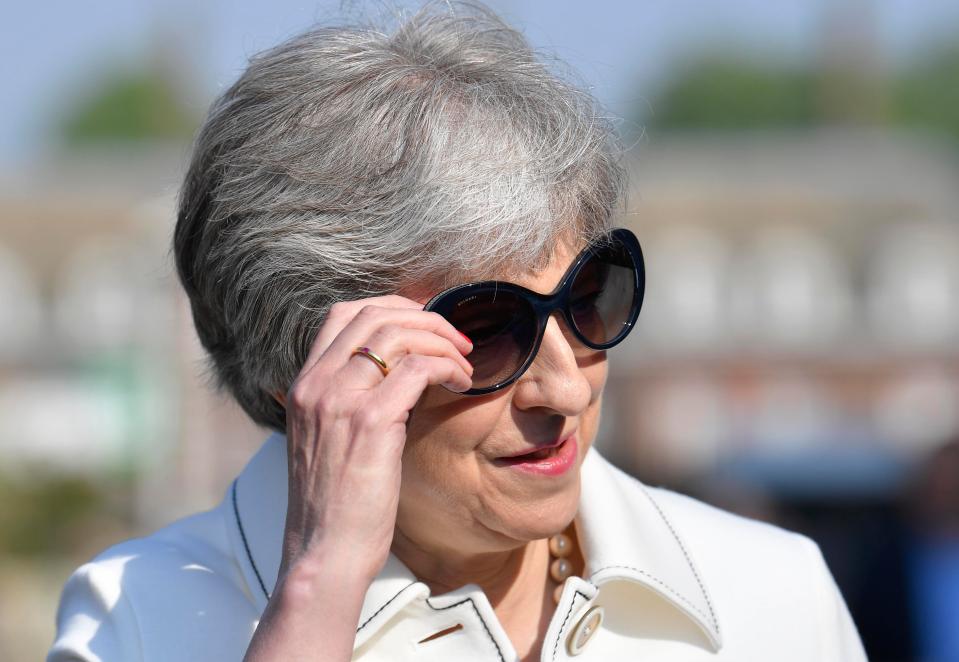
277,295,473,583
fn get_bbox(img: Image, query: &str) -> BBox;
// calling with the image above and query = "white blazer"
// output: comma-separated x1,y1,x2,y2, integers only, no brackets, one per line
49,433,867,661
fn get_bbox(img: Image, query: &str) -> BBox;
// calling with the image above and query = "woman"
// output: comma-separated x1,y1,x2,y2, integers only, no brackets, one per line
49,3,866,660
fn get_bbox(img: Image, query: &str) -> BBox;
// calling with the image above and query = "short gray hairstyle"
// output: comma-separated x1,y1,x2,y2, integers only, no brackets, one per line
174,0,626,433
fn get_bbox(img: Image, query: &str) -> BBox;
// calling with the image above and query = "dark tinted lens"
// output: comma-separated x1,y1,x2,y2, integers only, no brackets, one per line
439,290,537,390
569,239,637,345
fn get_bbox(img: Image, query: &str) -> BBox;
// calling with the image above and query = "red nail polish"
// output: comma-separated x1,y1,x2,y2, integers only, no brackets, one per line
457,330,472,344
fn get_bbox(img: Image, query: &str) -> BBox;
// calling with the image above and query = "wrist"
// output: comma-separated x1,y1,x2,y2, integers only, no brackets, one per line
278,542,380,605
247,544,374,662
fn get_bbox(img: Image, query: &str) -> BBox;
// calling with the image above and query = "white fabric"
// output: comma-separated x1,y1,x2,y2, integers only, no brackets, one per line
48,432,867,661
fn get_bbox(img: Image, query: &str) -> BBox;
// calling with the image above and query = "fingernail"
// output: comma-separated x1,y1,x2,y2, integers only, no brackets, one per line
444,379,472,393
457,331,472,345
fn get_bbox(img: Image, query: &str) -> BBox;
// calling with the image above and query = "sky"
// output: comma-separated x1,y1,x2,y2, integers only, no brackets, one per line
3,0,959,168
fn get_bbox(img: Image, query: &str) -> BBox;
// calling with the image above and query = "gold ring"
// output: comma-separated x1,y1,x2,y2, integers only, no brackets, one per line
351,346,389,377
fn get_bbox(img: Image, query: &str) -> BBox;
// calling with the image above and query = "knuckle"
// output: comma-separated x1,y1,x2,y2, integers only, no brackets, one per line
446,338,467,359
315,394,346,420
357,304,382,321
425,311,449,327
351,405,382,432
327,301,350,319
402,354,430,375
370,324,400,346
445,358,463,378
286,382,312,411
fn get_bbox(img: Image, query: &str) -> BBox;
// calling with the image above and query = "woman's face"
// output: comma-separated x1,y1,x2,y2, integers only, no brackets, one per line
397,237,608,555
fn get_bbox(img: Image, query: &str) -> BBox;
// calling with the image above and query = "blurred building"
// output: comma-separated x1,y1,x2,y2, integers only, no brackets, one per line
3,129,959,522
0,147,265,529
3,122,957,662
603,128,959,497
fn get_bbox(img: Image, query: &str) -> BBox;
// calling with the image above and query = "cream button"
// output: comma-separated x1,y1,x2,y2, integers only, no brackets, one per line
566,605,603,656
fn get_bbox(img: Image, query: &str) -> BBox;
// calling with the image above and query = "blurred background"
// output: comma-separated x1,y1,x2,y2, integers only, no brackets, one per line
2,1,958,660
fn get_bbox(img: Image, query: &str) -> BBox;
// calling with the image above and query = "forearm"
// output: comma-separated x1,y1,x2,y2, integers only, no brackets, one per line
242,296,469,660
243,551,374,662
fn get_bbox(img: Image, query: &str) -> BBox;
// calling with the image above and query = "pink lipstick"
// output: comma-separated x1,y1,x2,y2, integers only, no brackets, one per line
494,433,578,476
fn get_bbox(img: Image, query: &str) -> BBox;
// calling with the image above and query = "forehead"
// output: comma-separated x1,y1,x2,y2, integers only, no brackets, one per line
504,236,588,294
405,232,590,303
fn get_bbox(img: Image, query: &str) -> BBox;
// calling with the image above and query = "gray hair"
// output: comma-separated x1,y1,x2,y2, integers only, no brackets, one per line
173,0,626,433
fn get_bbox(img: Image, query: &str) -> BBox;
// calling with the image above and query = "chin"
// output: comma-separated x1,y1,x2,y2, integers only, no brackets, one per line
495,475,582,542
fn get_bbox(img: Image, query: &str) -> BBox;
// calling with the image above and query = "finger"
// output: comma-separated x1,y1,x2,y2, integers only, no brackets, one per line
367,354,473,418
363,326,473,376
316,305,472,375
344,347,394,387
336,325,474,395
302,295,423,374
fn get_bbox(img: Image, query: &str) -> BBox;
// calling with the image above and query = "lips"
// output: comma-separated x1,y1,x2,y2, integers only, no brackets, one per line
492,432,579,476
497,431,576,462
497,442,565,464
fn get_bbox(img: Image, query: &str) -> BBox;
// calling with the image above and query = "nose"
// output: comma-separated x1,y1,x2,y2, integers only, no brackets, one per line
511,313,594,416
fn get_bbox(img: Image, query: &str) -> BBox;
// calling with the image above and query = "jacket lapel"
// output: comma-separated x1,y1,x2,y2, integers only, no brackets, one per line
577,450,723,651
226,433,722,653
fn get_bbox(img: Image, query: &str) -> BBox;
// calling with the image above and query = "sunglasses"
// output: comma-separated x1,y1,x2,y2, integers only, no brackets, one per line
423,227,645,395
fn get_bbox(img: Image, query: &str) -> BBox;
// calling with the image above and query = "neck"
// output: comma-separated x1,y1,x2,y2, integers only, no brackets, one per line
390,527,550,608
391,527,583,661
391,528,554,660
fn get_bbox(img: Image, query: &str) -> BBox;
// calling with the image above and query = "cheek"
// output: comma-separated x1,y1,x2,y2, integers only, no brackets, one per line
400,386,509,504
577,350,608,443
584,349,608,395
398,353,610,543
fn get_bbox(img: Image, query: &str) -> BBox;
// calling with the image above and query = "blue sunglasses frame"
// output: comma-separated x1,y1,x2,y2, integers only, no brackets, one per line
423,227,645,395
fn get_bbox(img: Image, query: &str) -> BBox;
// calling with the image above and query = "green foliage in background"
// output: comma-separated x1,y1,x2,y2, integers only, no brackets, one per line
890,46,959,141
642,41,959,142
61,68,199,144
647,58,818,130
0,471,133,559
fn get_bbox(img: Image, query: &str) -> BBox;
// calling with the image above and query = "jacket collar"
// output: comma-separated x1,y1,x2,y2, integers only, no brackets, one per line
226,432,722,652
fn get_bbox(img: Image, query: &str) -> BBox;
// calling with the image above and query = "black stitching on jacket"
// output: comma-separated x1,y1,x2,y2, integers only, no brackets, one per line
231,479,270,601
551,590,590,661
639,486,720,634
426,596,506,662
355,582,419,632
589,564,711,623
229,480,495,657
